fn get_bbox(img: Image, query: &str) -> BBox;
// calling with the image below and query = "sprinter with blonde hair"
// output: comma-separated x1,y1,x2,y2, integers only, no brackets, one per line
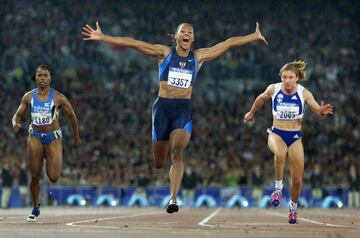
244,60,333,224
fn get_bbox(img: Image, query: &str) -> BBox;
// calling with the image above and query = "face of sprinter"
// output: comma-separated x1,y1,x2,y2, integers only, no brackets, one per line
175,24,194,51
35,68,52,88
281,70,298,92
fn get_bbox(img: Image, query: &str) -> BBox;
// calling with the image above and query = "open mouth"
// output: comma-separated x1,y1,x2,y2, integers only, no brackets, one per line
183,38,189,43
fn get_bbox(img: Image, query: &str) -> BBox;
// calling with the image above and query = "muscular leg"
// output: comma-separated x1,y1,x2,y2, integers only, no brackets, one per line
45,140,63,183
27,136,44,208
152,140,170,169
169,129,191,202
268,133,288,181
287,139,304,203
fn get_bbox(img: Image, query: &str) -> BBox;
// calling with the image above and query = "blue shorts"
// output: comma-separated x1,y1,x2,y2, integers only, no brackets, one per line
29,125,62,145
267,127,301,147
152,97,192,141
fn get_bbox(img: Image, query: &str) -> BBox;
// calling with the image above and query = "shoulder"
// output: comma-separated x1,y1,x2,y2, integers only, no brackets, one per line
157,45,173,63
22,91,33,103
193,49,203,59
297,83,306,92
156,44,172,58
301,87,313,100
54,90,68,103
265,84,276,94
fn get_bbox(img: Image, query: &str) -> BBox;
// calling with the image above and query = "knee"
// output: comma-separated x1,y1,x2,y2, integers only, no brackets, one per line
171,147,184,161
275,154,286,163
48,174,60,183
30,174,41,182
291,178,302,188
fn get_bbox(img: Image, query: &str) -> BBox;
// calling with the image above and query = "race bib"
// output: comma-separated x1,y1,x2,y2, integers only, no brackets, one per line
276,105,300,120
167,67,193,89
31,112,53,126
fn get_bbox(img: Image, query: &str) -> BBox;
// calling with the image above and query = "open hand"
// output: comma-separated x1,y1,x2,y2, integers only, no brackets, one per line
82,21,103,41
255,22,268,45
319,101,334,116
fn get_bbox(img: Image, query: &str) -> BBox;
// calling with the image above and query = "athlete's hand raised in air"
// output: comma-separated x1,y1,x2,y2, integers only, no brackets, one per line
255,22,268,45
82,21,103,41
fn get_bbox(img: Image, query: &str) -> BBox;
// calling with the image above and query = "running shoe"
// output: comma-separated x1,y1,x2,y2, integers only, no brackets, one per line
271,190,282,208
27,207,40,222
288,210,298,224
166,200,179,214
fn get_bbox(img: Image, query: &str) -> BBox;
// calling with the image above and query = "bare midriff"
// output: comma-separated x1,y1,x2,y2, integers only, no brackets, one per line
158,81,192,99
32,121,60,133
273,118,302,131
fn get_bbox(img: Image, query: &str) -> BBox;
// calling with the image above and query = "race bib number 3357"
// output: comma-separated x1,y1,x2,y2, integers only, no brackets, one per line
167,67,193,89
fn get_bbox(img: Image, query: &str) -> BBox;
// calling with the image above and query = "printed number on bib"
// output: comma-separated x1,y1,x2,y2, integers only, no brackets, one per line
276,105,299,120
168,67,193,89
32,113,52,125
279,111,296,119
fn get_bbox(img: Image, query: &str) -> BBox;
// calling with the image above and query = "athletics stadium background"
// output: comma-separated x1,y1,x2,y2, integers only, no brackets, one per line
0,0,359,210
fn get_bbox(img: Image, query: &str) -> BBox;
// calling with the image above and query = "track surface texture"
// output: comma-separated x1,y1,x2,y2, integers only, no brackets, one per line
0,207,359,238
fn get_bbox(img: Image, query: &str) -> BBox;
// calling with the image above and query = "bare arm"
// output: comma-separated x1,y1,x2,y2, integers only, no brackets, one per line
303,89,333,117
82,21,171,58
12,92,31,133
57,93,81,148
243,84,274,123
195,22,268,68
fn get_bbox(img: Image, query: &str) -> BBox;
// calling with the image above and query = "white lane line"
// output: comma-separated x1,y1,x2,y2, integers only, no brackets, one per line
66,210,164,229
198,208,222,227
0,216,26,220
265,210,353,228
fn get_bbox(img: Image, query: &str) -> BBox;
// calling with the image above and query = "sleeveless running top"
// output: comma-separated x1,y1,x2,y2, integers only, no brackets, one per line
30,88,59,126
159,49,198,89
272,83,305,120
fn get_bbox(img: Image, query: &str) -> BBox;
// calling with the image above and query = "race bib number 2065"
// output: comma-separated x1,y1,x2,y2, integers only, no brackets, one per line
167,67,193,89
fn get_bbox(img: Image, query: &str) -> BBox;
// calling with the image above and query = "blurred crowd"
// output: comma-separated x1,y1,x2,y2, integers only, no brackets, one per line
0,0,359,193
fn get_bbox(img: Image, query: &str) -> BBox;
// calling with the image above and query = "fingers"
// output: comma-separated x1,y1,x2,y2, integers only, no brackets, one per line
82,31,91,37
85,24,95,32
256,22,259,31
327,104,334,114
243,117,253,123
96,21,101,30
82,31,91,40
82,25,93,34
262,37,269,45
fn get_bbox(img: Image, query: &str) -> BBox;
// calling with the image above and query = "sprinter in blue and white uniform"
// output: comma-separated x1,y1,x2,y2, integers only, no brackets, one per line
244,61,333,224
82,21,268,213
12,65,81,222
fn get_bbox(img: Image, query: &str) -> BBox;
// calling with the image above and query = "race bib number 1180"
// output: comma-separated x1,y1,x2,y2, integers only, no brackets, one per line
167,67,193,89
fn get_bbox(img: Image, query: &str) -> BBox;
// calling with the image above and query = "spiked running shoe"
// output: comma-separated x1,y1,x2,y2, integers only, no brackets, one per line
271,190,282,208
288,210,298,224
27,207,40,222
166,201,179,214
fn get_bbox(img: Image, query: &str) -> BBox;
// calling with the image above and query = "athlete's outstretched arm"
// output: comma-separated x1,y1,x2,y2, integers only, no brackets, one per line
57,93,81,148
12,92,31,133
195,22,268,66
82,21,170,58
243,84,274,123
303,89,333,117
